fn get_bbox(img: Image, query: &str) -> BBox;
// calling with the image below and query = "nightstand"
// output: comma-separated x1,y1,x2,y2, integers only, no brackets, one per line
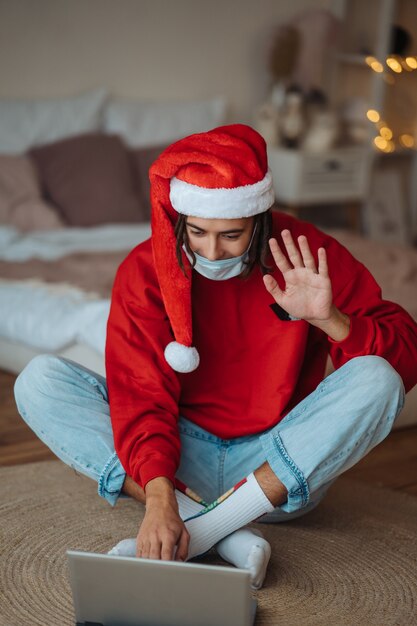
267,146,371,231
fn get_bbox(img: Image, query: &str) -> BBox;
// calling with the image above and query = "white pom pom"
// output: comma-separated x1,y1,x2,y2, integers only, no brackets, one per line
164,341,200,373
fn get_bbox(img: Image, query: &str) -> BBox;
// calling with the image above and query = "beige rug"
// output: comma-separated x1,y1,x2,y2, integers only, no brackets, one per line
1,461,416,626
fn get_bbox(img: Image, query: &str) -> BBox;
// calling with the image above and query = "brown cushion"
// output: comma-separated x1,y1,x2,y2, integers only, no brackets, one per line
0,154,65,231
29,133,147,226
129,144,168,221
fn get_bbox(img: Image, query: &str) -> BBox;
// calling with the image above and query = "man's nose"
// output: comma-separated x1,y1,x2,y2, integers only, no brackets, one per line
204,237,222,261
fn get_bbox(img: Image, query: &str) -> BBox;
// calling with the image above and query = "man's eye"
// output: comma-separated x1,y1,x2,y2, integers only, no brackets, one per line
223,235,239,240
190,230,204,236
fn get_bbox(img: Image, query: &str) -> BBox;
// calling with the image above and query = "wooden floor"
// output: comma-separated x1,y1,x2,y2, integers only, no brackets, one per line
1,368,417,497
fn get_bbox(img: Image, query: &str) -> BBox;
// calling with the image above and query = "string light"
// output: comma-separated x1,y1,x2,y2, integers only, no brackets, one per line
371,61,384,72
399,134,415,148
402,58,415,72
366,54,417,73
367,109,380,123
365,56,384,72
404,56,417,70
365,56,416,154
380,126,393,140
386,57,402,73
374,136,387,150
373,136,396,153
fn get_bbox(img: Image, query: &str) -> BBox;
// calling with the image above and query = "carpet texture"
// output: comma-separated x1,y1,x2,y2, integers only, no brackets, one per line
1,461,417,626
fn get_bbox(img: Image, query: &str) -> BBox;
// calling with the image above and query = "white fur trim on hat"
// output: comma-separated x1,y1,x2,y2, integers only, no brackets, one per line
164,341,200,373
169,170,275,218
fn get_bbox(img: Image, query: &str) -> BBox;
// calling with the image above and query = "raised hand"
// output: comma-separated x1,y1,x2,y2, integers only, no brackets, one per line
263,229,333,322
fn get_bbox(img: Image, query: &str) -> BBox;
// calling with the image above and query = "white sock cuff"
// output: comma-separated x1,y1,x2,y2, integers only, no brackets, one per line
246,472,275,513
175,489,204,520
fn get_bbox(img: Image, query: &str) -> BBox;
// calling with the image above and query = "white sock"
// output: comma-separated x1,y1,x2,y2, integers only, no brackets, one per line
216,528,271,590
108,480,273,589
176,489,206,518
185,473,274,561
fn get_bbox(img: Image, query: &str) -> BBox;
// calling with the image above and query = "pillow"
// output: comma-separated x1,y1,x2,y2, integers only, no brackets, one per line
103,96,227,147
0,89,107,154
29,133,147,226
0,155,65,231
129,144,168,220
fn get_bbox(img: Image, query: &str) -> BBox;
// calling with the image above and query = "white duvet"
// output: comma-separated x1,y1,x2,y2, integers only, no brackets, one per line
0,222,151,261
0,223,151,352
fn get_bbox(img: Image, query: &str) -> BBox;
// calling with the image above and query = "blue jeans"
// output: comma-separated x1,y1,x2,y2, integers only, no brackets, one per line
14,355,405,522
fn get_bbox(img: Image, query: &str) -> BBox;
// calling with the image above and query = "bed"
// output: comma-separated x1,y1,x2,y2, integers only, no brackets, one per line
0,90,416,429
0,89,227,372
0,223,151,376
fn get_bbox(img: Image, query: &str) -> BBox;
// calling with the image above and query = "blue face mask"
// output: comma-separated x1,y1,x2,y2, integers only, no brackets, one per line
183,224,257,281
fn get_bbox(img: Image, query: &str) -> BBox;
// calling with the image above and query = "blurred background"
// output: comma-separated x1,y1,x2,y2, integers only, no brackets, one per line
1,9,417,622
0,0,417,494
1,0,417,241
1,0,417,458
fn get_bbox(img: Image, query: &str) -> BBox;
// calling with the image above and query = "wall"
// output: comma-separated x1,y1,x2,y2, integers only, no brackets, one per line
0,0,331,122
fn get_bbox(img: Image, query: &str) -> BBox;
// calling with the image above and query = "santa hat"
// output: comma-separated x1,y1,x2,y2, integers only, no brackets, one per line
149,124,275,373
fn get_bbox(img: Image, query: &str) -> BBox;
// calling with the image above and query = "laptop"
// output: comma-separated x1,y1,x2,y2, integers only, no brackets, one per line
67,550,258,626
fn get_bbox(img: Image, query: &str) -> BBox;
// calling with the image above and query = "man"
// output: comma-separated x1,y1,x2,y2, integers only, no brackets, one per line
14,124,417,588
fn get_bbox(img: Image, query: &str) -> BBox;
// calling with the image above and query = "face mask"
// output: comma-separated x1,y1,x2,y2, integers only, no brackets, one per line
183,223,257,281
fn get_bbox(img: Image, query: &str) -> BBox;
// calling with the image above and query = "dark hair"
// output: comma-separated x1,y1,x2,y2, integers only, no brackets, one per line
174,210,273,279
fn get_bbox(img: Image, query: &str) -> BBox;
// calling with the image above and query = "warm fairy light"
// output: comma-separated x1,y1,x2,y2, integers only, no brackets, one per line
365,57,384,73
399,134,415,148
386,57,402,73
367,109,380,123
380,126,393,140
370,60,384,72
374,136,387,150
365,57,413,153
405,56,417,69
402,57,415,71
366,56,384,72
374,137,395,153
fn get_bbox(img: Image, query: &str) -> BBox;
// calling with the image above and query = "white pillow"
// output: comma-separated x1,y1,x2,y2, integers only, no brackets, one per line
0,89,107,154
0,279,109,352
103,96,227,147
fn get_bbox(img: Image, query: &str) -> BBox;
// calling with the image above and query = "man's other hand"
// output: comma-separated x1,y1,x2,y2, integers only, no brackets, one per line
136,476,190,561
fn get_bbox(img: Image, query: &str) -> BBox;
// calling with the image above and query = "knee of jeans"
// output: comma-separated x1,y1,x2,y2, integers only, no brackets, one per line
14,354,64,415
351,355,405,411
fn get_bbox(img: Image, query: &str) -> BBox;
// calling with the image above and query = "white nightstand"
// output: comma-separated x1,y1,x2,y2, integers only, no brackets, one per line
267,146,371,230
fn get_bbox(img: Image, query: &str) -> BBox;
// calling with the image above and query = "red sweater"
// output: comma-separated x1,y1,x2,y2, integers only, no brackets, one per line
105,212,417,488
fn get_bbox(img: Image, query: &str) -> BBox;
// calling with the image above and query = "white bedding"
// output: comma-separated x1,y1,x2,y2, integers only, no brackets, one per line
0,222,151,261
0,223,151,353
0,279,110,352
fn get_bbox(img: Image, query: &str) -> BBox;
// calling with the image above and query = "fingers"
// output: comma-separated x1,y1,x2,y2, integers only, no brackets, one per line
281,230,303,268
160,529,181,561
270,231,323,275
268,237,292,273
298,235,317,273
317,247,329,278
137,529,187,561
263,274,284,301
136,538,146,558
174,528,190,562
149,539,164,560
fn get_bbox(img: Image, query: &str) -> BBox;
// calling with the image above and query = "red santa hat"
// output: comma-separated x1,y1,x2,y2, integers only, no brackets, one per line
149,123,275,373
